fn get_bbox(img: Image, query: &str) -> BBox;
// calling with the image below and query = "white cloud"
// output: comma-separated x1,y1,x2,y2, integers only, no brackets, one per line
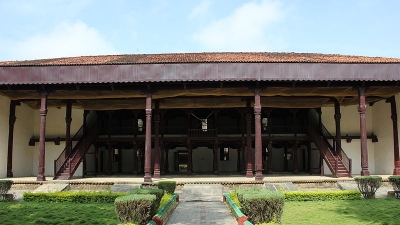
192,0,287,52
1,21,116,60
188,0,213,19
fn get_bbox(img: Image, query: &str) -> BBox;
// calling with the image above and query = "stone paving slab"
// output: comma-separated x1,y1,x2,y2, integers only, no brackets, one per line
111,184,140,192
180,184,222,202
338,181,394,198
165,202,236,225
32,183,69,193
264,182,298,191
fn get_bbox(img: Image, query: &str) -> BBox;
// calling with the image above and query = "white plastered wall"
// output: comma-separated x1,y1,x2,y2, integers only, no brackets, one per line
0,96,35,178
321,105,375,175
372,94,400,174
31,107,84,177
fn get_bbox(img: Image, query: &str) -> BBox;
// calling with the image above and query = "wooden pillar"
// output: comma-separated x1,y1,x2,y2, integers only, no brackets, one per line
293,140,299,174
107,142,112,175
241,139,246,173
254,88,263,181
133,141,138,175
267,142,273,174
37,92,48,181
237,143,241,172
291,109,298,136
82,110,89,177
334,99,342,156
308,141,312,174
94,143,98,176
187,140,192,174
246,100,253,178
65,101,72,156
387,96,400,175
144,92,153,182
165,148,169,173
160,141,165,175
213,141,219,174
357,87,370,176
7,100,19,177
117,148,123,173
153,101,161,179
316,108,322,132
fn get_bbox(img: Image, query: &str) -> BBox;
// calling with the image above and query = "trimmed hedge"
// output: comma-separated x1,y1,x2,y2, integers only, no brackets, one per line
115,194,156,225
23,191,126,203
284,190,362,201
354,176,382,199
236,188,284,224
157,181,176,194
388,175,400,199
130,188,164,211
0,180,13,195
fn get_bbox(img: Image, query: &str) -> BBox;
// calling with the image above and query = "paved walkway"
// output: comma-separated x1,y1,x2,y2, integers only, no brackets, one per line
166,184,236,225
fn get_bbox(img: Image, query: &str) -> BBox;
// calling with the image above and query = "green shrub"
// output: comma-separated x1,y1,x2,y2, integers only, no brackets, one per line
130,188,164,210
284,190,361,201
157,181,176,194
0,180,13,194
115,194,156,225
354,176,382,199
158,193,174,211
239,189,285,224
23,191,126,203
388,175,400,199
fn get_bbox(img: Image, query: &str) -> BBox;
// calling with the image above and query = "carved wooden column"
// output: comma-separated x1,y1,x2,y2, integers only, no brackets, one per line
65,101,72,156
7,100,19,177
107,141,113,175
37,91,48,181
144,92,153,182
153,108,161,178
133,141,138,175
334,98,342,156
293,140,299,174
387,96,400,175
165,148,169,173
267,142,273,174
213,141,219,174
132,110,139,175
187,140,193,174
246,99,253,178
254,88,263,181
357,87,370,176
316,108,322,132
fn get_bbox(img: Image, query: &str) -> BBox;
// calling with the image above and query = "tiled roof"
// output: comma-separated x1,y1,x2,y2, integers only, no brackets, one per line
1,52,400,67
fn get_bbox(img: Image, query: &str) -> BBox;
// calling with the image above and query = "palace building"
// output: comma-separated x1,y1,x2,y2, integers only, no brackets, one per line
0,52,399,182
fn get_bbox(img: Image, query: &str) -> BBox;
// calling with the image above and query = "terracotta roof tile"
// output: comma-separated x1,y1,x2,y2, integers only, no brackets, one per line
1,52,400,67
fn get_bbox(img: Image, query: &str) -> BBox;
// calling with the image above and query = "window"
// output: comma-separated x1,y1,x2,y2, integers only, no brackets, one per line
220,147,229,161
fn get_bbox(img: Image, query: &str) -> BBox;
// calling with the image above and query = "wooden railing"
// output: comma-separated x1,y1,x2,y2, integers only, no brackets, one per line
189,129,217,137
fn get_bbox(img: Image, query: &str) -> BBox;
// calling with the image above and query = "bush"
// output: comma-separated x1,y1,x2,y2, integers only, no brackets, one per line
130,188,164,210
0,180,13,195
157,181,176,194
354,176,382,199
238,188,285,224
284,190,362,201
23,191,126,203
115,194,156,225
388,175,400,199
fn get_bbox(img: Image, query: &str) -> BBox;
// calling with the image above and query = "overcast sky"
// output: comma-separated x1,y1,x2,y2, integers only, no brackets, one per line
1,0,399,61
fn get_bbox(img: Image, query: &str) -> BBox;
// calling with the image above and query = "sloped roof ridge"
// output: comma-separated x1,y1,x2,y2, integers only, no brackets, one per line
1,52,400,67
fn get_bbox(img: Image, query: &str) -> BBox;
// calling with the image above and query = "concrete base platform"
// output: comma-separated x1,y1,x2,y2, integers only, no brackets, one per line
32,183,69,193
180,184,222,202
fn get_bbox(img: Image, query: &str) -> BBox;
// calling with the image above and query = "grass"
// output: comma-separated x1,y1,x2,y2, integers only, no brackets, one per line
281,198,400,225
0,202,118,225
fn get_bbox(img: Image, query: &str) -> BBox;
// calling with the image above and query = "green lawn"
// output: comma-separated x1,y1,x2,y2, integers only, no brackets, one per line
0,202,118,225
282,198,400,225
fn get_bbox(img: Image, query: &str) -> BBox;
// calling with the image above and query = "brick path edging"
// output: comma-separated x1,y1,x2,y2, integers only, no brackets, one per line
147,194,179,225
223,193,252,225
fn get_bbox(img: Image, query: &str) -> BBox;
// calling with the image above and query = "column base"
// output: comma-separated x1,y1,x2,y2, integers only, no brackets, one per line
36,174,46,181
255,171,263,181
393,161,400,175
144,173,152,182
153,170,160,179
360,169,370,176
246,170,253,178
6,171,13,178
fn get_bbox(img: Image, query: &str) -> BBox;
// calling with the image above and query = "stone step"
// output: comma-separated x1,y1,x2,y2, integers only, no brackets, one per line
32,183,69,193
111,184,140,193
263,182,298,192
179,184,222,202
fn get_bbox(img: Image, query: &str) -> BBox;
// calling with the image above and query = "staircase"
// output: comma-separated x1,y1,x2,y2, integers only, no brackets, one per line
308,124,352,178
53,125,99,180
